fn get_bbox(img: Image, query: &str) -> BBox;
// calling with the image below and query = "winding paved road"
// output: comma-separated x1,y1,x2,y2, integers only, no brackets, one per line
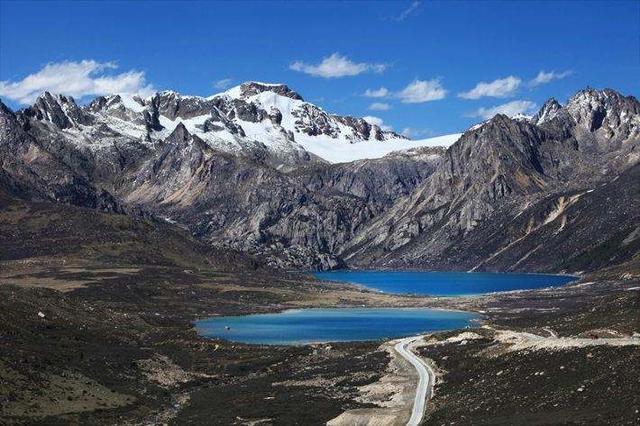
394,336,434,426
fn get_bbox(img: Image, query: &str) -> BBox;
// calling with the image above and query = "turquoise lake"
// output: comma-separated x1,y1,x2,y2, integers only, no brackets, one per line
314,271,576,296
195,308,479,345
196,272,575,345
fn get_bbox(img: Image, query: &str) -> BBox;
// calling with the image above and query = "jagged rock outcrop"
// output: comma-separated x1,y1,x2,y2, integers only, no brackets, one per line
235,82,304,101
531,98,562,125
565,88,640,137
21,92,94,129
295,147,444,207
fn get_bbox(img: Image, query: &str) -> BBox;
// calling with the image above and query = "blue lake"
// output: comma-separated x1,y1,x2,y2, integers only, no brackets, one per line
196,271,575,345
314,271,576,297
195,308,479,345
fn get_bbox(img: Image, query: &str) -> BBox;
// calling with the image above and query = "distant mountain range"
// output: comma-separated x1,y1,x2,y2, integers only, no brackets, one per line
1,84,638,272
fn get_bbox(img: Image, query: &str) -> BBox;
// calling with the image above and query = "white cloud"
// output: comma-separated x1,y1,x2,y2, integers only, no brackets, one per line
363,115,393,131
393,1,422,21
289,53,387,78
369,102,391,111
213,78,234,90
363,87,390,98
529,70,572,87
459,76,521,99
396,79,447,103
0,60,155,105
469,100,537,120
401,127,434,139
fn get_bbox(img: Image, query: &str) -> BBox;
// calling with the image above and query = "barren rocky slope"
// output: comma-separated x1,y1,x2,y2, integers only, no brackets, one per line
343,88,640,272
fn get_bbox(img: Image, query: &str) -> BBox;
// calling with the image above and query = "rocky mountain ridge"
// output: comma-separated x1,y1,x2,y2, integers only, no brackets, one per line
17,82,435,170
342,88,640,270
1,86,638,271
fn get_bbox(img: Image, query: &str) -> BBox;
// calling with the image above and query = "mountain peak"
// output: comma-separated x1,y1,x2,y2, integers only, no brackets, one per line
565,87,640,134
566,87,634,108
487,113,513,125
222,81,304,101
532,97,563,125
0,99,20,139
24,91,92,129
168,121,190,141
0,99,13,117
36,91,78,108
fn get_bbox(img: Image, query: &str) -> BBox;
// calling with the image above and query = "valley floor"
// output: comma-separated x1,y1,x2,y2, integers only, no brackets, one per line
0,257,638,425
1,195,638,425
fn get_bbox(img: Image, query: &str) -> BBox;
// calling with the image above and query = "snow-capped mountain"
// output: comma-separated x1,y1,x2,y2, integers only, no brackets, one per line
205,82,460,163
21,82,460,166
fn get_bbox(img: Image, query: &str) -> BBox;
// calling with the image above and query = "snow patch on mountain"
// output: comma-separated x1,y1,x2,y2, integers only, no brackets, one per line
297,133,461,163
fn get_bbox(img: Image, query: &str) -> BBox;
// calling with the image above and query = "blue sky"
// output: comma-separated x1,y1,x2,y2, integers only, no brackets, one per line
1,0,638,136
